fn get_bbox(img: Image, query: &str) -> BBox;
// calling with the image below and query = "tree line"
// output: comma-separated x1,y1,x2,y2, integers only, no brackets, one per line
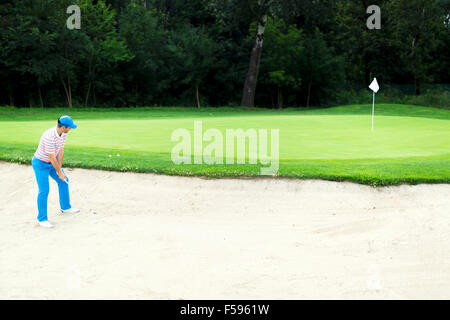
0,0,448,108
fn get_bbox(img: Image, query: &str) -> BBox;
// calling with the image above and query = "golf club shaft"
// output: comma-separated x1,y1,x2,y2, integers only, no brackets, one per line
64,178,91,210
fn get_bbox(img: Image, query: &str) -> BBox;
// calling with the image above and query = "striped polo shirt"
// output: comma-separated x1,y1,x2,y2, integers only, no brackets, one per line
34,126,68,163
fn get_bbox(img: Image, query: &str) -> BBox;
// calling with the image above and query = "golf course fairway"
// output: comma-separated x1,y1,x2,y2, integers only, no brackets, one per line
0,104,449,185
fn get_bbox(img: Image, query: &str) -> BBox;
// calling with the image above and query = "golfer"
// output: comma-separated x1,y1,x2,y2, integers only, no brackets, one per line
32,115,80,228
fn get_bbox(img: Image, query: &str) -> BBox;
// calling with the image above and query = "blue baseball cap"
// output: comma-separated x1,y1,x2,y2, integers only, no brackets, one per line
58,115,77,129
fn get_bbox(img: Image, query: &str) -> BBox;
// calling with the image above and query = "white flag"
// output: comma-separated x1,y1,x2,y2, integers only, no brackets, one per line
369,78,380,93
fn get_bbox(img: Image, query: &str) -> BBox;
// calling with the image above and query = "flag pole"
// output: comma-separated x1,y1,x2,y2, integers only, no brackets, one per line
372,91,375,131
369,77,379,131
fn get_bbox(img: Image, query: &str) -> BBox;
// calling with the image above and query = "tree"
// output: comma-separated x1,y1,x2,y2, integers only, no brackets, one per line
0,0,448,108
78,0,132,107
389,0,446,95
241,0,272,107
299,29,345,107
172,27,218,107
119,1,170,105
258,17,303,108
259,19,344,108
55,9,88,108
0,0,77,108
333,0,392,85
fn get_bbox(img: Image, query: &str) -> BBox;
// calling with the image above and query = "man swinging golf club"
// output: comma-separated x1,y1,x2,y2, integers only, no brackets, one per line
32,115,80,228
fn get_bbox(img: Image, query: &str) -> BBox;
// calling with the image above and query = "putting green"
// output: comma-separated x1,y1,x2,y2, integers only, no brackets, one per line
0,104,449,185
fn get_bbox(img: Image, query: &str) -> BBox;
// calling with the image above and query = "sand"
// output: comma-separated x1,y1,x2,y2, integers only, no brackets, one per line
1,161,449,299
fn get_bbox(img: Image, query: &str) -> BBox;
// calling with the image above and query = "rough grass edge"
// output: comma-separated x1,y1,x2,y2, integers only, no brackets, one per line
2,156,448,188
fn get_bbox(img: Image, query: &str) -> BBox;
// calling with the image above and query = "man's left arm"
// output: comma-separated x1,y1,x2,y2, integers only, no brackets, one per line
57,148,64,168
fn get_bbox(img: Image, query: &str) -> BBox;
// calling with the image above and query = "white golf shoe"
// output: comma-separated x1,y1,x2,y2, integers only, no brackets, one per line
39,221,54,228
60,208,80,214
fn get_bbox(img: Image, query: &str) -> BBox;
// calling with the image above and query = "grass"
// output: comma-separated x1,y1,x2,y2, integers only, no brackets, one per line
0,104,449,186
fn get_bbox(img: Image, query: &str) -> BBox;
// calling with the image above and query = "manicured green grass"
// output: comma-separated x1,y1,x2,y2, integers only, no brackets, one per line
0,104,449,186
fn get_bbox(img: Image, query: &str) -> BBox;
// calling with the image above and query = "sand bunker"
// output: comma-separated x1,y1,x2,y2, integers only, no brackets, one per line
1,161,449,299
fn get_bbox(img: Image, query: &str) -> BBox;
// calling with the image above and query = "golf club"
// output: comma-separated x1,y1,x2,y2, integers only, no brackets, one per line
63,176,97,214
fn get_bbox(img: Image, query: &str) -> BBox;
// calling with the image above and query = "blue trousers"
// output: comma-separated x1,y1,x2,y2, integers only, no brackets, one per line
32,156,71,222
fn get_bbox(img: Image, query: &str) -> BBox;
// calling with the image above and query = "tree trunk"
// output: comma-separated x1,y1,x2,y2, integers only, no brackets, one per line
93,84,97,107
412,7,425,96
415,78,421,96
241,0,270,108
413,46,421,96
8,85,14,106
277,87,283,109
359,0,369,85
411,37,421,96
62,43,73,108
38,86,44,108
364,54,370,85
306,78,312,107
195,84,201,108
68,77,72,108
85,81,92,107
269,86,275,108
85,54,94,106
61,76,73,108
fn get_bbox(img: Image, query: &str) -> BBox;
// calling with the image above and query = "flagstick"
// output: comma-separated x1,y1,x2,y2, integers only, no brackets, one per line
372,91,375,131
